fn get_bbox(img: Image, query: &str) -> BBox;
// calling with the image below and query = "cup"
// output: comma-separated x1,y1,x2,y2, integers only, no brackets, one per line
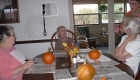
73,57,77,64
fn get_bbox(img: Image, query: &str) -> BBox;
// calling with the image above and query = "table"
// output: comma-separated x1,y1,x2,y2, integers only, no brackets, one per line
23,52,134,80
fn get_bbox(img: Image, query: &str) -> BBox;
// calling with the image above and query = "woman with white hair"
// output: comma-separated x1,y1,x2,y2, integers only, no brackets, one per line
55,26,75,50
114,15,140,76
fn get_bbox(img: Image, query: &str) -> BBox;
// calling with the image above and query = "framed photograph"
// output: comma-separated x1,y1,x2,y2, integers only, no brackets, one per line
0,0,20,24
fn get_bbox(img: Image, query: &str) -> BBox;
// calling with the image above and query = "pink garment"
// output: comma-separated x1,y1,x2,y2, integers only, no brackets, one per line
0,47,25,80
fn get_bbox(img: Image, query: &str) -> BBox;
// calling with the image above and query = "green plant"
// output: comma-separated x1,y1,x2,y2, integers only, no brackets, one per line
99,4,108,13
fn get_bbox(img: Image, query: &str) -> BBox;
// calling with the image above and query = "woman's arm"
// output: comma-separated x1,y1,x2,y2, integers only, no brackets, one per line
114,34,137,62
12,59,34,79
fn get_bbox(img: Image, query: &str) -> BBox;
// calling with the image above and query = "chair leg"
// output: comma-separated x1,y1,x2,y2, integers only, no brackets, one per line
88,40,96,49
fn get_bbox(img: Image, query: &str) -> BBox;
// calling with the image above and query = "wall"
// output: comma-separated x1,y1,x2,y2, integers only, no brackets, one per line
0,0,73,59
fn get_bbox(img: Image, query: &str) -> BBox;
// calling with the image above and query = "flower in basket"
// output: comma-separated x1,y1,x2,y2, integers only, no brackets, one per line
62,42,80,56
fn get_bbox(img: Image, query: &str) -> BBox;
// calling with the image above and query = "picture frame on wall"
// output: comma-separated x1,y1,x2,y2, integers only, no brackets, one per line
0,0,20,24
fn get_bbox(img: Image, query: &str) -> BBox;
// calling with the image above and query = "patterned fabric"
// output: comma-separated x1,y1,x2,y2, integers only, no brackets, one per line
55,37,75,50
0,47,25,80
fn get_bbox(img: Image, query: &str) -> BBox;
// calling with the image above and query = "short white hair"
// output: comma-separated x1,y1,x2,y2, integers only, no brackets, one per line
122,15,140,34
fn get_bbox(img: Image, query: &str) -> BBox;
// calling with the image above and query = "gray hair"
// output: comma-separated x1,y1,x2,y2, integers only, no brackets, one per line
0,25,14,42
122,15,140,34
57,26,66,37
57,26,66,32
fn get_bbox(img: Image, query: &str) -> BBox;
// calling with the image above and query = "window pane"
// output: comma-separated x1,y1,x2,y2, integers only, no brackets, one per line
102,14,124,23
114,3,124,13
114,14,124,23
100,4,108,13
74,15,99,25
102,14,108,23
102,3,124,13
73,4,98,14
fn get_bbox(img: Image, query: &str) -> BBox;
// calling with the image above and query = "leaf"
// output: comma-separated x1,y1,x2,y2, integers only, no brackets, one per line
62,43,67,47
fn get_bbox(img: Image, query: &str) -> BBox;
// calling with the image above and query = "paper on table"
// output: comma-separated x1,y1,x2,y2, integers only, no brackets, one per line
24,62,56,74
86,54,112,62
34,58,45,64
93,72,134,80
53,69,73,80
79,49,102,54
79,48,91,52
94,66,123,76
85,54,119,66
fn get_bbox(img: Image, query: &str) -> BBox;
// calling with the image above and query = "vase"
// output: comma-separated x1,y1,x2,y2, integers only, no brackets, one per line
68,55,73,64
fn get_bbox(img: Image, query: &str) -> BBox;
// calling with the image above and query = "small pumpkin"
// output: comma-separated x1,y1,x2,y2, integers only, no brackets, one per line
42,48,55,64
100,76,107,80
88,47,100,60
77,59,95,80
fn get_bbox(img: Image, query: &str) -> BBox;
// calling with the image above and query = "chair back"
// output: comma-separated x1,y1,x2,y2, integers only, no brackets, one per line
77,35,88,48
135,62,140,80
50,30,77,51
76,26,90,38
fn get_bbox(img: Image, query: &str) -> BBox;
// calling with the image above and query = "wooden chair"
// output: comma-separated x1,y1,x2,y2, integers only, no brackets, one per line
135,63,140,80
50,30,77,51
77,35,88,48
76,26,97,48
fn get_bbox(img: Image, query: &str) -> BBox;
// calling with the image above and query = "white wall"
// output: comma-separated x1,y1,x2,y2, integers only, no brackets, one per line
0,0,73,59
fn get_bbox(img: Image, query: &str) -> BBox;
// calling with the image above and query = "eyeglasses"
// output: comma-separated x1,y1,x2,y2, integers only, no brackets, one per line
11,34,16,37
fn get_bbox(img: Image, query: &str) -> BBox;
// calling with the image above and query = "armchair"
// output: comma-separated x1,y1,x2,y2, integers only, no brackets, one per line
76,26,97,48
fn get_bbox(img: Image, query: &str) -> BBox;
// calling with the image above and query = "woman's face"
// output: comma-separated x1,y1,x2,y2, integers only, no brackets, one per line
123,26,131,35
5,30,16,48
129,0,140,12
58,27,67,38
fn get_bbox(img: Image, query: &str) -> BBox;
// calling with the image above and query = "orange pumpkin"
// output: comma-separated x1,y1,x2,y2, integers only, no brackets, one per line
77,59,95,80
100,76,107,80
88,48,100,60
42,52,55,64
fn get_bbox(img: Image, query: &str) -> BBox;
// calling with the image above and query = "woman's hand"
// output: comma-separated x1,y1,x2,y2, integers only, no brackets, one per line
23,59,34,70
114,24,124,36
117,56,126,62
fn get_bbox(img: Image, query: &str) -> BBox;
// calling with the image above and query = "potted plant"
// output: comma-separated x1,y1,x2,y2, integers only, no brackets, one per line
99,4,108,13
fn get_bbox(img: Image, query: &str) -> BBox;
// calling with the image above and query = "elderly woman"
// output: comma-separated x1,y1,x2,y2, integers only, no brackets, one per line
0,25,34,80
114,0,140,36
114,15,140,76
55,26,75,50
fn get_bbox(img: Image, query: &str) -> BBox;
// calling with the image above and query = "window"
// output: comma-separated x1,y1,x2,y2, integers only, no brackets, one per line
102,3,125,24
73,3,128,25
73,4,99,25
